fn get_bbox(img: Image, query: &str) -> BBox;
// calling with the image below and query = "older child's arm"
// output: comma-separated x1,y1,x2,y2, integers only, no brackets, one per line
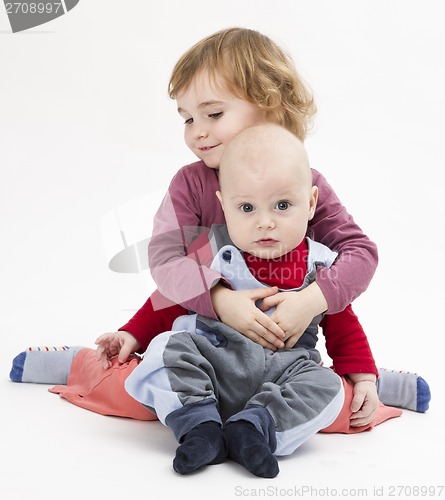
321,304,378,377
309,169,379,313
321,304,379,427
95,292,188,367
147,162,224,318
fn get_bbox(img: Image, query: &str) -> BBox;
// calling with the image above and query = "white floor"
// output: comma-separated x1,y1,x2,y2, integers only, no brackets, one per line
1,214,444,500
2,347,443,500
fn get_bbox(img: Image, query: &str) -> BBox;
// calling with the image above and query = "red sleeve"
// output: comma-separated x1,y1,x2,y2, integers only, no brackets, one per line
119,290,187,353
320,304,378,377
309,170,379,313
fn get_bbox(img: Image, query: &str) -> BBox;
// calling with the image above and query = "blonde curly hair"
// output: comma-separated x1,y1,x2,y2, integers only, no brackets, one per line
168,27,316,141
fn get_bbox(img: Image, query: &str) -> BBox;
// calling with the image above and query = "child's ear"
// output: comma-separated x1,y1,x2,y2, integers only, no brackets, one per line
216,191,224,211
308,186,318,221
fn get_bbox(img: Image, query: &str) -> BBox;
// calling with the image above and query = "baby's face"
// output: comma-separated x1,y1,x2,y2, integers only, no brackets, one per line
175,71,266,169
218,159,317,260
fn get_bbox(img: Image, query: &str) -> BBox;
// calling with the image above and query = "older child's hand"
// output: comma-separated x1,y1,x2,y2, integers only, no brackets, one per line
211,284,285,350
95,331,141,369
261,282,328,348
347,373,378,427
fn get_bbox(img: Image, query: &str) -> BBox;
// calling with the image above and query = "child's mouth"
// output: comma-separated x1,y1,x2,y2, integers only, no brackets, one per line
256,238,278,247
199,144,218,151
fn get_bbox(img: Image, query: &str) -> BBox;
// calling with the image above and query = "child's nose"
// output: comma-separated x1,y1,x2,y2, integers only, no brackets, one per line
194,124,208,140
256,213,276,229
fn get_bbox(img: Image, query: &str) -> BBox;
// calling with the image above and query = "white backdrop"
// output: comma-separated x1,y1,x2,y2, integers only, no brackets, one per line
1,1,444,497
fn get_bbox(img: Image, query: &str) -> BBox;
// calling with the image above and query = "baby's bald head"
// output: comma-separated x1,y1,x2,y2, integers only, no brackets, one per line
219,123,312,194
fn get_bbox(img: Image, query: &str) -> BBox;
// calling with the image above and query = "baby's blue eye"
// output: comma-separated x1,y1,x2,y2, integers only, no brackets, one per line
209,112,223,119
241,203,254,213
276,201,289,210
184,117,193,125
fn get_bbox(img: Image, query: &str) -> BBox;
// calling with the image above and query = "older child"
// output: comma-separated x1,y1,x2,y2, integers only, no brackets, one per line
121,27,377,351
125,124,400,478
10,28,430,422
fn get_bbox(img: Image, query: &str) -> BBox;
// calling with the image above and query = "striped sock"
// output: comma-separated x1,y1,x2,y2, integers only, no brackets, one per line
376,368,431,413
10,346,83,385
27,346,70,352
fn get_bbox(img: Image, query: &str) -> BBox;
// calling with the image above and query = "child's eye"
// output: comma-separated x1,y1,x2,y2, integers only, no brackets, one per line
183,117,193,125
275,201,290,211
240,203,254,213
209,112,223,119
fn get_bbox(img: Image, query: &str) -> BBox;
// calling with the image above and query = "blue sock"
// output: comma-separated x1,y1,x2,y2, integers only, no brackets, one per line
173,421,227,475
376,368,431,413
10,346,83,385
224,407,279,478
224,420,279,478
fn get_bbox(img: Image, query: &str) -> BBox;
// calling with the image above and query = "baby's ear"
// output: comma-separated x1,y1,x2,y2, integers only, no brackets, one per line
216,191,224,210
308,186,318,220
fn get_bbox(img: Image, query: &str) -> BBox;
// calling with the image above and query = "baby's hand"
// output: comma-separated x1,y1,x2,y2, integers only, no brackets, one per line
261,283,327,348
95,331,140,369
348,373,378,427
262,292,314,348
211,285,285,350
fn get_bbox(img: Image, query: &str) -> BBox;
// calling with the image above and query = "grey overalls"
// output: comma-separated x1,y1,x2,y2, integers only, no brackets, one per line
125,226,344,456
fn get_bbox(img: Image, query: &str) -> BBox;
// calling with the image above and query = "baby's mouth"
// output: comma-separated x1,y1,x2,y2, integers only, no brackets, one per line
256,238,278,246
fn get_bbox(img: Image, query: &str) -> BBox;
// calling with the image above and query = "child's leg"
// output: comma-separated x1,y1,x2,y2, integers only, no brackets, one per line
10,346,83,384
126,329,231,474
376,368,431,413
125,321,269,475
222,350,344,478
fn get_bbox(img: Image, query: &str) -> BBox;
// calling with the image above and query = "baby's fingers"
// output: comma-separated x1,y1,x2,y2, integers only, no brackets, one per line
260,315,285,341
249,319,284,349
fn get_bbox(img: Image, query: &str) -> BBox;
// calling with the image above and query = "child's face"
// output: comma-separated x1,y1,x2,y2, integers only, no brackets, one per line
217,159,317,260
176,72,265,169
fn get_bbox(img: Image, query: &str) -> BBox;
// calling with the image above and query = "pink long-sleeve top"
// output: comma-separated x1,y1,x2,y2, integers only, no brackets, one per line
147,160,378,318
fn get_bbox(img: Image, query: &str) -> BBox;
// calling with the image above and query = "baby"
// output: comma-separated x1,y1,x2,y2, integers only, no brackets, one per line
125,123,399,477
